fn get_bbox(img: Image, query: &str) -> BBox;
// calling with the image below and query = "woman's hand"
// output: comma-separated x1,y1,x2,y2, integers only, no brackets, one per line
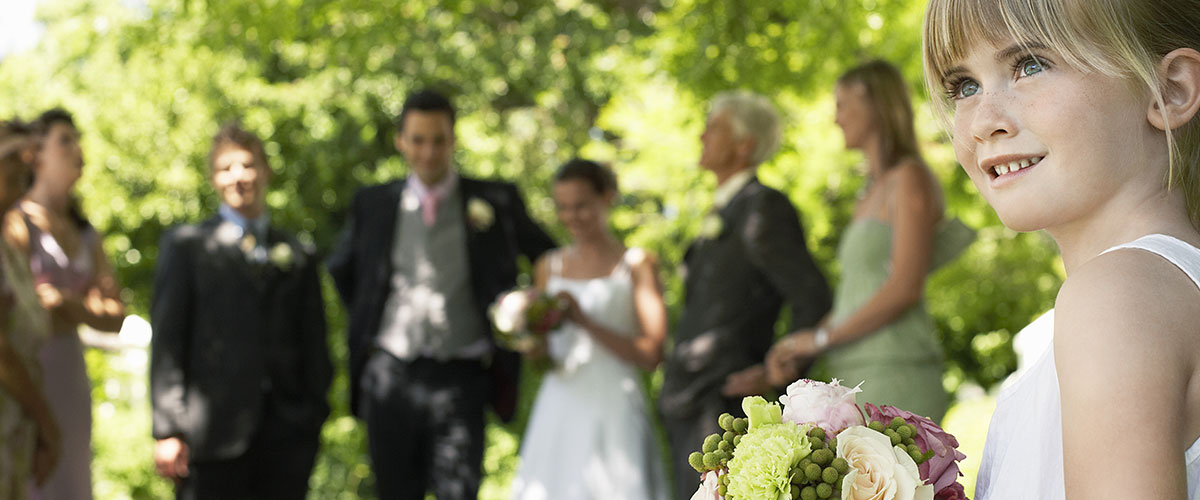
35,282,64,311
35,283,85,322
765,331,818,387
32,413,61,486
554,290,587,325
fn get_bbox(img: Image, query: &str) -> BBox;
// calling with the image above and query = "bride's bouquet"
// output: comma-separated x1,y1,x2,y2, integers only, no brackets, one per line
489,287,568,366
689,379,968,500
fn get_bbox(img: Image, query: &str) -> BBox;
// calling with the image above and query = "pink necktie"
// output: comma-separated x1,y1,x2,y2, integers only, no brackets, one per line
421,191,440,226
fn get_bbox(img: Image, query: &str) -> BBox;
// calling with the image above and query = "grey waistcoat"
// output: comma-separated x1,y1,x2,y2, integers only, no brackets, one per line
376,187,487,360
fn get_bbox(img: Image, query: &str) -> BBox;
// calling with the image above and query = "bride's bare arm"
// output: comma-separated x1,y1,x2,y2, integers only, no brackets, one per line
563,249,667,372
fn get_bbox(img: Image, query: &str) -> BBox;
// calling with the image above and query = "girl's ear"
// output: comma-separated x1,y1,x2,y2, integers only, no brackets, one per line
1149,48,1200,131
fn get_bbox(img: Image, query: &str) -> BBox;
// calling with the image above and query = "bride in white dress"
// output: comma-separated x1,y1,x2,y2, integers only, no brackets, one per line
922,0,1200,498
510,158,669,500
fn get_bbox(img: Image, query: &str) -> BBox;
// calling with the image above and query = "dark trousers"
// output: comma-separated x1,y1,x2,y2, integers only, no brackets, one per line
362,351,489,500
177,419,320,500
662,394,742,500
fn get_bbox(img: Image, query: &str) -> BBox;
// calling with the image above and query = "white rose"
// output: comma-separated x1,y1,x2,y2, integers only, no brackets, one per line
836,426,933,500
689,470,723,500
269,243,294,270
467,197,495,230
490,289,531,334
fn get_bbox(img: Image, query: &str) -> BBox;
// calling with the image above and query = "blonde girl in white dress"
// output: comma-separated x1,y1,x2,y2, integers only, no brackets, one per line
923,0,1200,498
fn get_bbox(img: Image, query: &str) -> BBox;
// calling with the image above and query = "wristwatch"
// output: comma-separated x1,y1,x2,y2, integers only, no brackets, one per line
813,327,831,351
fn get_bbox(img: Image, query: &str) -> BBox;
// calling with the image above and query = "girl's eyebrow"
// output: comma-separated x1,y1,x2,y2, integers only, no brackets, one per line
995,41,1049,62
940,41,1051,85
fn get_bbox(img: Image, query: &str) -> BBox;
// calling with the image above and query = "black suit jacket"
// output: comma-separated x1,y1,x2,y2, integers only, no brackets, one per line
660,177,831,418
326,176,555,421
149,217,332,461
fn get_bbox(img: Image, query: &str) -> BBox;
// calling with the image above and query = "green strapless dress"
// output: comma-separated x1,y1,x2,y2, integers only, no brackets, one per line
811,218,972,422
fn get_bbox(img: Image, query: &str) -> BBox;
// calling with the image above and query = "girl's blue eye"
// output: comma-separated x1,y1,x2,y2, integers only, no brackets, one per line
958,80,980,98
1019,58,1044,77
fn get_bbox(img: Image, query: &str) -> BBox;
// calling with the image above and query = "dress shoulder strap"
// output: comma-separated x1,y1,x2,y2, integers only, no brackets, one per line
1101,234,1200,290
550,249,564,279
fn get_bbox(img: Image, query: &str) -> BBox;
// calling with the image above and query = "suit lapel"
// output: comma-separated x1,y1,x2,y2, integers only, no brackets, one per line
377,179,405,278
206,216,265,293
458,176,484,255
684,177,758,290
259,226,291,292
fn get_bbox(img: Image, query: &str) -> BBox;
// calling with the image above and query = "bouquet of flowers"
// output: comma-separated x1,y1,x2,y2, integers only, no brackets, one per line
689,379,968,500
489,287,568,365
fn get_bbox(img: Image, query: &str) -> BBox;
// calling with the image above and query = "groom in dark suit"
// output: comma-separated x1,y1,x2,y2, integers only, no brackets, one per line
327,89,555,500
659,91,832,500
150,123,332,500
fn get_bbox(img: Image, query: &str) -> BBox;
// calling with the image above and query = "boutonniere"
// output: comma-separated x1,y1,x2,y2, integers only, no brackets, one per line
698,213,724,240
467,197,495,231
268,242,294,271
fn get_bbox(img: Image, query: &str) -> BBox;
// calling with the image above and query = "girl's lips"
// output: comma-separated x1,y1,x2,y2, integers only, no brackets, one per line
988,157,1043,188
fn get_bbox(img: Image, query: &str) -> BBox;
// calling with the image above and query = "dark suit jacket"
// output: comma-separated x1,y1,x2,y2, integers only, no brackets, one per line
326,176,555,421
150,217,332,461
660,177,831,418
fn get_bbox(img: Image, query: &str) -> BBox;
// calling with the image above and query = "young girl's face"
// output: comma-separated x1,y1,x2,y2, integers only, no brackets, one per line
943,39,1166,232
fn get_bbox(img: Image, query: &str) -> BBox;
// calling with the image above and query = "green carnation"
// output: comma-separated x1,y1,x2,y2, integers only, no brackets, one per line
742,396,783,431
726,422,812,500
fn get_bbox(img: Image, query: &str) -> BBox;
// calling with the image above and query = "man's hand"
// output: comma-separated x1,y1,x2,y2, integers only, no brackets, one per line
722,364,771,397
154,437,190,481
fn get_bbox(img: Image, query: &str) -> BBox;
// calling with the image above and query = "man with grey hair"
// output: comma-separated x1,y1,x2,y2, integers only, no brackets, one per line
659,91,831,500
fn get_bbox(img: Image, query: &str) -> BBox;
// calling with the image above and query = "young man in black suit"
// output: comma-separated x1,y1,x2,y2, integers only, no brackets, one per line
150,123,332,500
327,90,555,500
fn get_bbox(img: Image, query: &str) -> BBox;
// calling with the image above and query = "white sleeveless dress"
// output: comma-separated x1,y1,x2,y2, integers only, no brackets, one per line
510,250,668,500
976,234,1200,499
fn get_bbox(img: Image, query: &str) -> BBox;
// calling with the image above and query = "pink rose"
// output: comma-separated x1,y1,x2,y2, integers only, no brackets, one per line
934,482,967,500
689,470,723,500
864,403,968,499
779,378,865,436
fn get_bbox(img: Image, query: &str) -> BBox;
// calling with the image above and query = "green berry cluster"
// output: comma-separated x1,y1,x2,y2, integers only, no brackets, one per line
867,417,935,465
787,427,850,500
687,413,749,496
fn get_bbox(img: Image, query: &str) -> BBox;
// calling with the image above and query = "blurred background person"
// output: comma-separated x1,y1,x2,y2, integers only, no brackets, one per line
762,60,973,421
6,109,126,500
660,91,832,500
510,158,668,500
327,89,555,500
150,123,331,499
0,119,57,500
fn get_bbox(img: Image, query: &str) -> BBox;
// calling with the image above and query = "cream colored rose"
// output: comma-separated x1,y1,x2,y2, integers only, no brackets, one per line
836,426,933,500
467,197,495,230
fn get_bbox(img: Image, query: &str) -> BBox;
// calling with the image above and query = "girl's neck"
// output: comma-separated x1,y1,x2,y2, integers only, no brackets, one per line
27,186,70,214
1051,188,1196,274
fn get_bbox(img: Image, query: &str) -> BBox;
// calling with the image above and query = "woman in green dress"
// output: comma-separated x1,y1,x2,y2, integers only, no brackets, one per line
0,121,57,499
764,61,970,421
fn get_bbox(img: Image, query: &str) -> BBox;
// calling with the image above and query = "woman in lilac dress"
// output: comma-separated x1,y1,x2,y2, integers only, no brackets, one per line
15,109,125,500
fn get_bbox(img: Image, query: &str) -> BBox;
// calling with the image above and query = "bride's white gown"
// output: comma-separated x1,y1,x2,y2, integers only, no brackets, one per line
510,250,668,500
976,234,1200,499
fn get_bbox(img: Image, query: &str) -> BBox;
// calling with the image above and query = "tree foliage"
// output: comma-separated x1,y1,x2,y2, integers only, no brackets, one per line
0,0,1062,498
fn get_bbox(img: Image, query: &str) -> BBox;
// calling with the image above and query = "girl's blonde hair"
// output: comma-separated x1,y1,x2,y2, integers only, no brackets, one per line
838,60,922,169
922,0,1200,226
